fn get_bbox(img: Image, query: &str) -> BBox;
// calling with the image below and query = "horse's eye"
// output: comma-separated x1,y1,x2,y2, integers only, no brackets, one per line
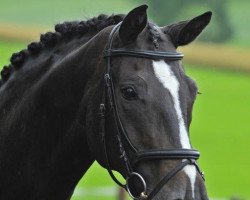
121,87,137,100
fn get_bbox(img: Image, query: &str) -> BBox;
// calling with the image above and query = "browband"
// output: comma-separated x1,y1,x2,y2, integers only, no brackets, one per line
103,49,184,60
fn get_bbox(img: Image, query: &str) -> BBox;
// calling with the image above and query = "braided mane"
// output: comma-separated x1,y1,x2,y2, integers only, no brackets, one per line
0,14,125,87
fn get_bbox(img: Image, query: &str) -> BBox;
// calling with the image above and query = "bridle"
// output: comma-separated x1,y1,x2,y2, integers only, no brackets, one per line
99,21,205,200
98,22,205,200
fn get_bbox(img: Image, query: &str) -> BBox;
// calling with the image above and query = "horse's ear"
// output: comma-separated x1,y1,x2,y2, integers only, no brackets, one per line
119,5,148,43
164,11,212,47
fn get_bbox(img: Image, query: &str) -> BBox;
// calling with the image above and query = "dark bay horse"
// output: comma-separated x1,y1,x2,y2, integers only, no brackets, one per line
0,5,212,200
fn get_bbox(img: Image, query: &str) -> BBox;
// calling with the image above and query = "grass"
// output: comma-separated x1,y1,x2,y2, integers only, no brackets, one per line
0,41,250,200
186,66,250,199
0,41,26,66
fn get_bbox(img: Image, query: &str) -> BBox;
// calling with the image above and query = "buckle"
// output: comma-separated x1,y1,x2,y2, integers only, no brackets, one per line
103,49,112,57
126,172,147,200
104,73,111,87
98,103,106,118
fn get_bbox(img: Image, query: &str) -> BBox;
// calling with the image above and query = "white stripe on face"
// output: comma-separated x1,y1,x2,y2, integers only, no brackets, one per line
152,60,196,198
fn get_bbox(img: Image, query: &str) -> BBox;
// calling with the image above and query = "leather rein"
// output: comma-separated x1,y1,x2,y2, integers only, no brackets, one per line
98,22,204,200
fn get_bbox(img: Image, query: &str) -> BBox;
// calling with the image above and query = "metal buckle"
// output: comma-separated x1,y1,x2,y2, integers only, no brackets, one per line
104,73,111,87
98,103,106,118
126,172,148,199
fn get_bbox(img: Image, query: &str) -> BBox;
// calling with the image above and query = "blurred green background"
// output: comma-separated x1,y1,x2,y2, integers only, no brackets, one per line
0,0,249,200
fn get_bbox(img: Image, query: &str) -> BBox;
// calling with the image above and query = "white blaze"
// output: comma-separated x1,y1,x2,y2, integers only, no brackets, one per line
152,60,196,198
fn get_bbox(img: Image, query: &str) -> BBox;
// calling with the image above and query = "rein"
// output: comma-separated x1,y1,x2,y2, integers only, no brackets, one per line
98,22,204,200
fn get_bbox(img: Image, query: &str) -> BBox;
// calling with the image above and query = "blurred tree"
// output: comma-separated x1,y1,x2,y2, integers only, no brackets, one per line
135,0,233,43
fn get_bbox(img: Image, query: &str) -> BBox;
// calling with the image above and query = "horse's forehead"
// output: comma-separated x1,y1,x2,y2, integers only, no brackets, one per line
119,58,182,85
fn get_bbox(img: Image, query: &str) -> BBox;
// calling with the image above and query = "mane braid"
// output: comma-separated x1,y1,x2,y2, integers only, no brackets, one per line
0,13,125,86
147,23,161,48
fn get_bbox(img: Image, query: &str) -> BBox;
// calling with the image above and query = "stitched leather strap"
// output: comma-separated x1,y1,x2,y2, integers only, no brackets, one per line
104,49,184,60
133,149,200,165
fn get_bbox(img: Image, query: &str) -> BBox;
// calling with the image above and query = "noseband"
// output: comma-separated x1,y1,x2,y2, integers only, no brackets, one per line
98,22,204,200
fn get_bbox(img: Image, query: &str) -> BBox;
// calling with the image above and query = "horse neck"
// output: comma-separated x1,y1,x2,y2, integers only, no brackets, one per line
0,31,107,200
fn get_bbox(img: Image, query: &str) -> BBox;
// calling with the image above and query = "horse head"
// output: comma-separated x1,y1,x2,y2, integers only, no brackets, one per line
85,5,211,200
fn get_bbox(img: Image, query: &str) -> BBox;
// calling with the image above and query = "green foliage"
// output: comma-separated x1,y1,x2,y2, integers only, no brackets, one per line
139,0,233,43
0,0,250,47
0,0,136,26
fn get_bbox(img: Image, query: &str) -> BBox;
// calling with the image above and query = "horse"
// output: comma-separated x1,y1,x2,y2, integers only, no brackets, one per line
0,5,212,200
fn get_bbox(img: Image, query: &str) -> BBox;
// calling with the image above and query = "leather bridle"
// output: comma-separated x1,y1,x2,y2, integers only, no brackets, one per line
98,22,205,200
